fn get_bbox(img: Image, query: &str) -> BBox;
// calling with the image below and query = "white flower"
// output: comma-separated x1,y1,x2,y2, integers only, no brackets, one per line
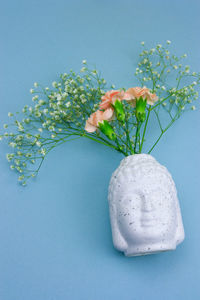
41,148,46,156
62,92,68,98
30,89,34,94
66,101,71,108
166,40,171,44
82,60,87,64
43,108,48,114
9,142,17,148
191,105,196,110
52,81,57,88
32,95,39,102
36,141,42,147
8,112,13,117
141,41,145,46
18,175,25,181
80,67,86,73
48,126,55,132
34,82,38,87
6,154,12,161
39,100,45,105
56,94,62,101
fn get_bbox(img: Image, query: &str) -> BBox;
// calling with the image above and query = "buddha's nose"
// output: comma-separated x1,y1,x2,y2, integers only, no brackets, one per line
142,196,155,212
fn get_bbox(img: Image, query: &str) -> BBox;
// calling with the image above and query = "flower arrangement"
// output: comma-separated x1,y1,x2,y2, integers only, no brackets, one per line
1,41,199,185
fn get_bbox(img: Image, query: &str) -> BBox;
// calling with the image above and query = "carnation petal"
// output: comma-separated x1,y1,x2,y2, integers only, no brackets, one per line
103,108,114,120
85,120,97,132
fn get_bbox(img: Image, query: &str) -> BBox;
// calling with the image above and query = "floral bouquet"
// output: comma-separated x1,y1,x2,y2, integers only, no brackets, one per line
1,41,199,256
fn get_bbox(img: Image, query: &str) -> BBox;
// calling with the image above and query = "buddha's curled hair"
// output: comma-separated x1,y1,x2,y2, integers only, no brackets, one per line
108,154,176,207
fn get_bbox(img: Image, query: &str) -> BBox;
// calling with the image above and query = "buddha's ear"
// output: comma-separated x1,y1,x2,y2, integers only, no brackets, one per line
109,204,127,252
174,194,185,245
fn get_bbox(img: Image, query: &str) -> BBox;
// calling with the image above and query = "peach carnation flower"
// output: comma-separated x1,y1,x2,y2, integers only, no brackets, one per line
124,87,158,106
85,108,114,132
100,90,126,110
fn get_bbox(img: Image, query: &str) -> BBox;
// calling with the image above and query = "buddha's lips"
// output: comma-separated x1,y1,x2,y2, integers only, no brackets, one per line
140,217,156,227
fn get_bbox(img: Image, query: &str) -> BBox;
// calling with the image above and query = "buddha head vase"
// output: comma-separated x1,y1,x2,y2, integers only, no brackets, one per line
108,154,185,256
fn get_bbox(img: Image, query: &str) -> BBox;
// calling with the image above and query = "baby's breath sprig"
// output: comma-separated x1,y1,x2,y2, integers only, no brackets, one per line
136,41,200,153
1,61,118,185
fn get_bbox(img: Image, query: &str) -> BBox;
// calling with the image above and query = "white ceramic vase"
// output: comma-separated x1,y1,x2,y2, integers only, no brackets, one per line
108,154,185,256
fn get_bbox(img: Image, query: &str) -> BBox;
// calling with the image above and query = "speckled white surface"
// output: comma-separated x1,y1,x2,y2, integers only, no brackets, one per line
108,154,185,256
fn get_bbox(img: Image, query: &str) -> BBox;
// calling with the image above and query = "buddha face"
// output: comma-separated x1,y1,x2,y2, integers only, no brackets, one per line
116,172,177,245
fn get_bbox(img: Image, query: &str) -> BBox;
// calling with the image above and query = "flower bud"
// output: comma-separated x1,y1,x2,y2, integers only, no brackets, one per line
136,97,147,122
112,100,125,122
99,120,116,140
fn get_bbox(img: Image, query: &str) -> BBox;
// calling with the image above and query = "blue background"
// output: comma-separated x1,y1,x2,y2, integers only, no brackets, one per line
0,0,200,299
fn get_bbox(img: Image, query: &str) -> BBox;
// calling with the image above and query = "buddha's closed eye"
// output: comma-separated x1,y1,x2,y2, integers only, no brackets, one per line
121,192,142,206
149,188,171,202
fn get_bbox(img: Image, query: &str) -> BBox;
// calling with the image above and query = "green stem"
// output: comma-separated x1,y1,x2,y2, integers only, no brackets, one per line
151,95,171,110
154,110,163,131
139,107,151,153
115,137,128,156
33,136,83,176
148,112,180,154
82,133,115,149
124,114,134,155
134,121,141,154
